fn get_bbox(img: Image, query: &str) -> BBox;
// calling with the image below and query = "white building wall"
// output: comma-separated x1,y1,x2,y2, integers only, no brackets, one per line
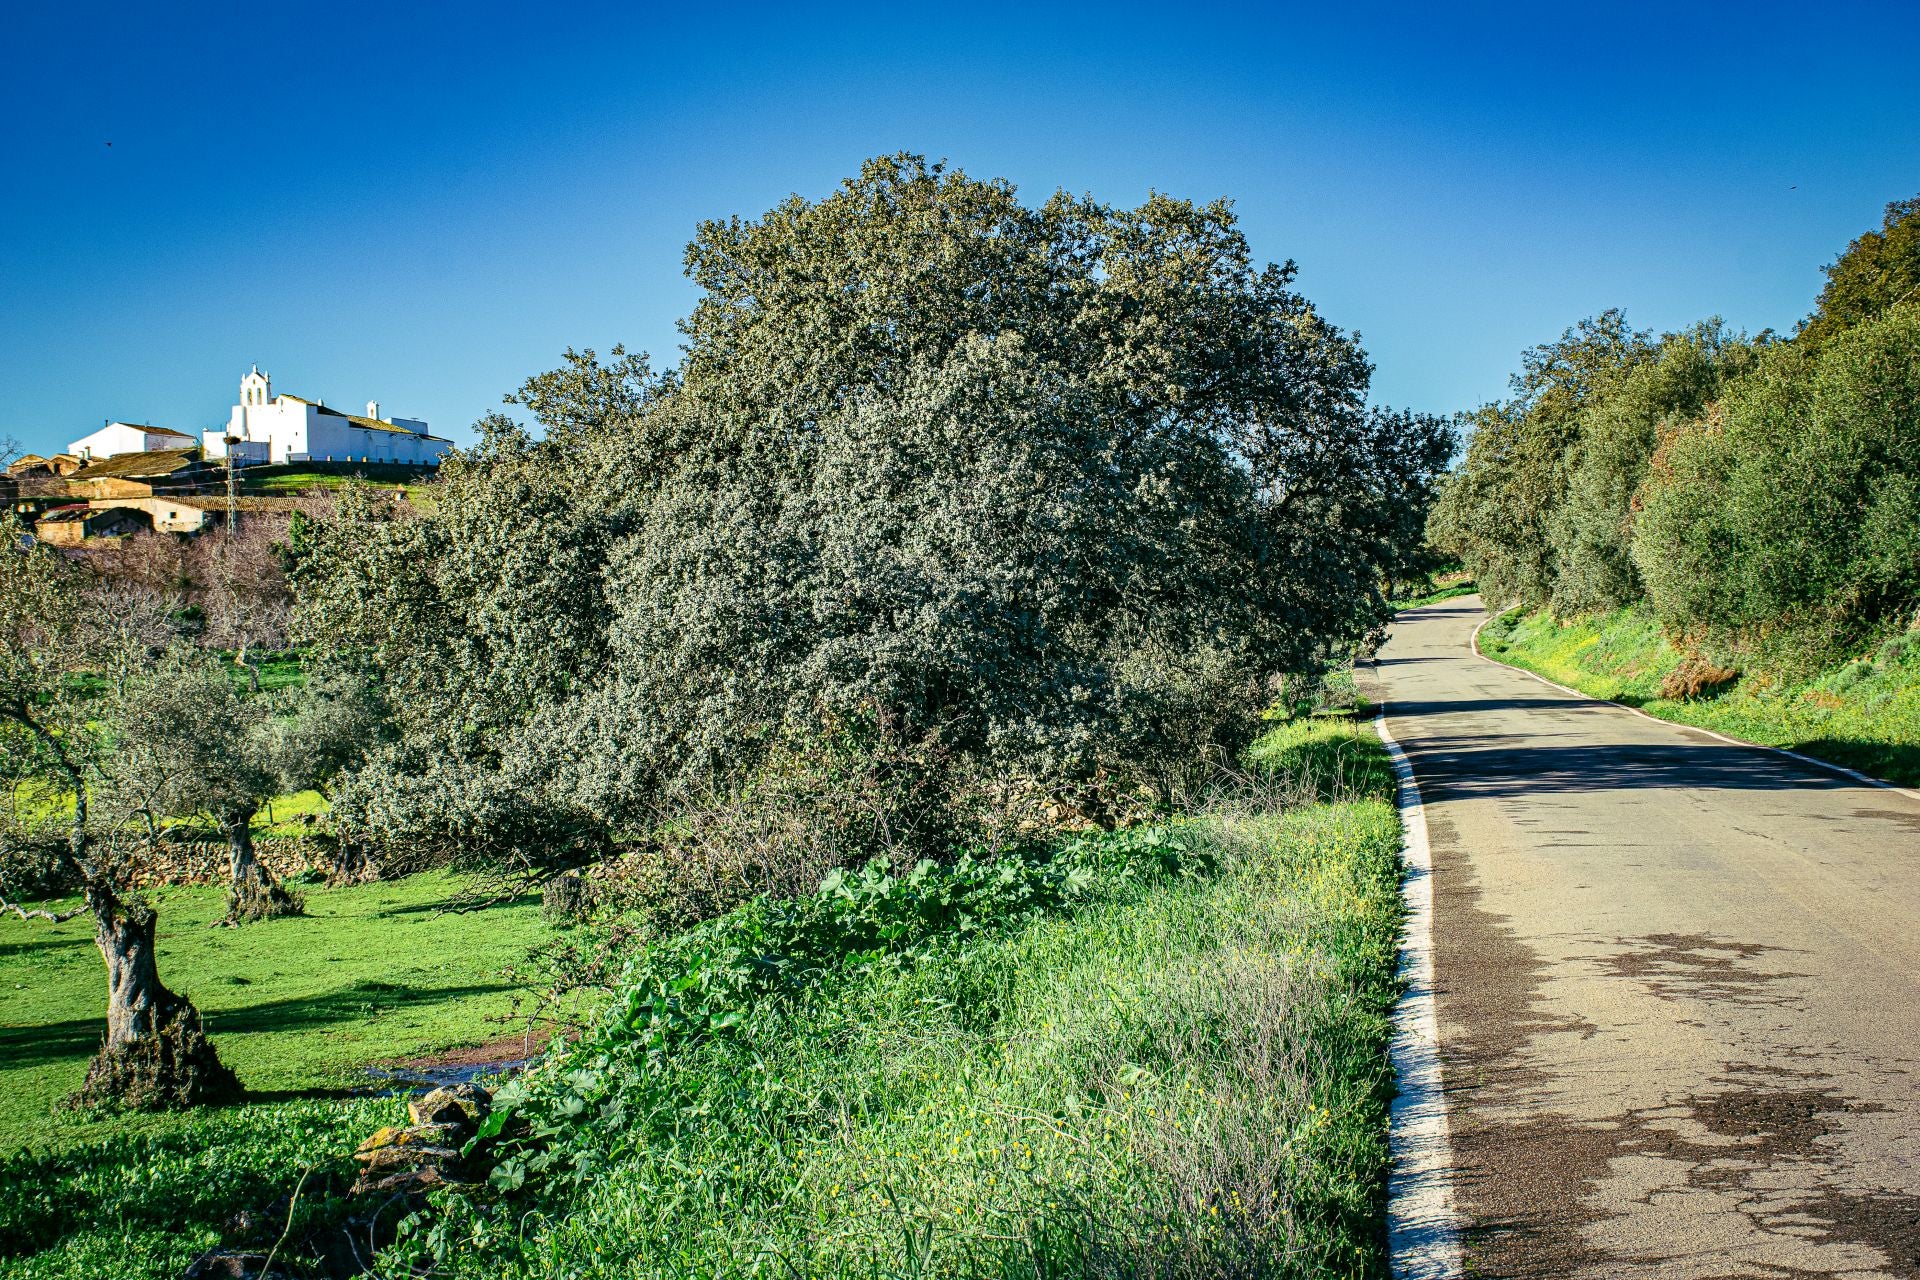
205,374,450,466
69,422,192,460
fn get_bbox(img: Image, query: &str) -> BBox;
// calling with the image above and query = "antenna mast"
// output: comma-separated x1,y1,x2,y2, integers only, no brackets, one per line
223,436,242,534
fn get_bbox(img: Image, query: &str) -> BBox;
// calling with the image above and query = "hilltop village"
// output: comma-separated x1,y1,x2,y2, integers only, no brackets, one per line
4,368,450,544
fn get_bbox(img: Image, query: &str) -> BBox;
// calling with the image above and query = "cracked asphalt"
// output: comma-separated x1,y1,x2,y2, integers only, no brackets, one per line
1374,597,1920,1279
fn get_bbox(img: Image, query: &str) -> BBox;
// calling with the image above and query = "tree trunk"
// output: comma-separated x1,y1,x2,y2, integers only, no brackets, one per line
225,805,302,922
235,645,261,694
76,882,241,1110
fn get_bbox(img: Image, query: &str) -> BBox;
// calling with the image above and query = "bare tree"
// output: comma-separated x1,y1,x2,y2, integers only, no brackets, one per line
186,518,293,692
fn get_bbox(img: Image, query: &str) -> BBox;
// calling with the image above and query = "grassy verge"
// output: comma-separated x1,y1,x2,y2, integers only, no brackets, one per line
1480,604,1920,786
0,871,548,1157
239,462,438,499
391,719,1403,1279
1389,576,1475,613
1,720,1406,1279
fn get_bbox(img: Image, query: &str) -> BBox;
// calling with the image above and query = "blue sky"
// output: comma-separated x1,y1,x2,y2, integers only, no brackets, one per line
4,1,1917,457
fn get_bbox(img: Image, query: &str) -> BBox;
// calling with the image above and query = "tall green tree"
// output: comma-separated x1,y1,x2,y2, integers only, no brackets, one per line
1547,320,1760,615
1635,304,1920,667
300,156,1452,870
1427,310,1654,606
1798,195,1920,348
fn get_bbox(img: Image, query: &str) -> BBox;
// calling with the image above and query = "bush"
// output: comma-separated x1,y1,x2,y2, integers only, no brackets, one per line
1658,657,1740,701
541,872,595,924
1634,304,1920,671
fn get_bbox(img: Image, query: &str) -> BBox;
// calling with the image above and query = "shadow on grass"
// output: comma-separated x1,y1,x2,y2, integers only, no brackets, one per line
376,892,538,919
0,1017,102,1069
1254,735,1396,804
0,936,90,960
1794,738,1920,790
0,980,512,1070
208,980,512,1036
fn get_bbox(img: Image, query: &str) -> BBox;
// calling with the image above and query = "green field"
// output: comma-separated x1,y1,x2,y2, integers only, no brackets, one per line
0,871,548,1157
238,462,438,500
0,719,1408,1279
1480,604,1920,786
385,716,1405,1279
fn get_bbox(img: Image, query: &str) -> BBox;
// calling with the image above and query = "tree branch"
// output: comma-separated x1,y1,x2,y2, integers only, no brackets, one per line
0,891,86,924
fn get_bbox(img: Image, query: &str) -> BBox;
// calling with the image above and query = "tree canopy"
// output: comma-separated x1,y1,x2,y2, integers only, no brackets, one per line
300,156,1453,870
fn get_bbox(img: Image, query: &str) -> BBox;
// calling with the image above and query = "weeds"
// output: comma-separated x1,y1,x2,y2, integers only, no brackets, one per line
379,724,1402,1279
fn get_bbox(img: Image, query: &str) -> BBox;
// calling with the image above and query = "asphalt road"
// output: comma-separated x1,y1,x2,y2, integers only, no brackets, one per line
1373,597,1920,1279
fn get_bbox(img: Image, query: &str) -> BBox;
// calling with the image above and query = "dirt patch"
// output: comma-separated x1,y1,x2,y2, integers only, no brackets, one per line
383,1030,550,1072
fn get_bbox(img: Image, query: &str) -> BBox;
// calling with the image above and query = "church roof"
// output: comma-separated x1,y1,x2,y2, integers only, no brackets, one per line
277,395,423,435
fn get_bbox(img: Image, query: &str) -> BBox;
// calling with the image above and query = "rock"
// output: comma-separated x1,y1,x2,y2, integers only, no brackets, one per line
408,1082,490,1129
353,1124,407,1155
180,1250,293,1279
357,1140,461,1174
351,1164,454,1198
347,1084,494,1200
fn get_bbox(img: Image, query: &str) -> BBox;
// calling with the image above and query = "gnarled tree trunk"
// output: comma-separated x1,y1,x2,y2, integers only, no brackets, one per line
77,882,241,1110
224,805,303,922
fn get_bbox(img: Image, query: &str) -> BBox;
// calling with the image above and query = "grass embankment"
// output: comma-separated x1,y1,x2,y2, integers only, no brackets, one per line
1,718,1406,1279
1480,604,1920,786
398,717,1404,1279
0,871,546,1157
239,462,438,499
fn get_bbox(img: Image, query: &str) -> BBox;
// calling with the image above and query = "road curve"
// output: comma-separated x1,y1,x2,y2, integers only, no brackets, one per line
1373,596,1920,1279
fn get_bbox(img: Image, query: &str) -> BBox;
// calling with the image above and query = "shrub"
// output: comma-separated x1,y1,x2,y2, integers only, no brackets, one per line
1635,305,1920,671
1658,656,1740,701
541,872,595,924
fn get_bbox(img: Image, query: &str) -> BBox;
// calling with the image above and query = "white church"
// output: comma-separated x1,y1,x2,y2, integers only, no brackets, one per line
201,367,452,466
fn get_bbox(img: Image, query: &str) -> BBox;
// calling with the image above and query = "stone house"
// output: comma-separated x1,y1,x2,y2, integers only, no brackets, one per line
7,453,86,478
90,494,309,534
33,503,151,546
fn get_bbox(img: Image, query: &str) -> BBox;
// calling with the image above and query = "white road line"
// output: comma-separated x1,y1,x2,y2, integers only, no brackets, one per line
1467,613,1920,805
1376,707,1464,1280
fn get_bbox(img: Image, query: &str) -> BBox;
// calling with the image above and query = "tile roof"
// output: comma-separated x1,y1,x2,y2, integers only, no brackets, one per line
280,394,427,435
68,448,203,480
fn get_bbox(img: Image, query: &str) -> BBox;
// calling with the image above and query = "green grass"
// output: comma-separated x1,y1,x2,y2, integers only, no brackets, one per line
1247,713,1395,801
1480,604,1920,786
239,461,438,500
389,723,1403,1279
1389,576,1476,612
0,724,1407,1279
0,871,549,1157
10,784,327,840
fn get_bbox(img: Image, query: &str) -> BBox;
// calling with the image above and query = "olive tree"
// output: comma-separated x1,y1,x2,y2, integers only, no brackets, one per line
0,519,242,1108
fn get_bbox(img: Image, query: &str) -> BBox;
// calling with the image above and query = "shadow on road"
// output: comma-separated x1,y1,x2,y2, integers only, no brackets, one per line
1403,738,1851,800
